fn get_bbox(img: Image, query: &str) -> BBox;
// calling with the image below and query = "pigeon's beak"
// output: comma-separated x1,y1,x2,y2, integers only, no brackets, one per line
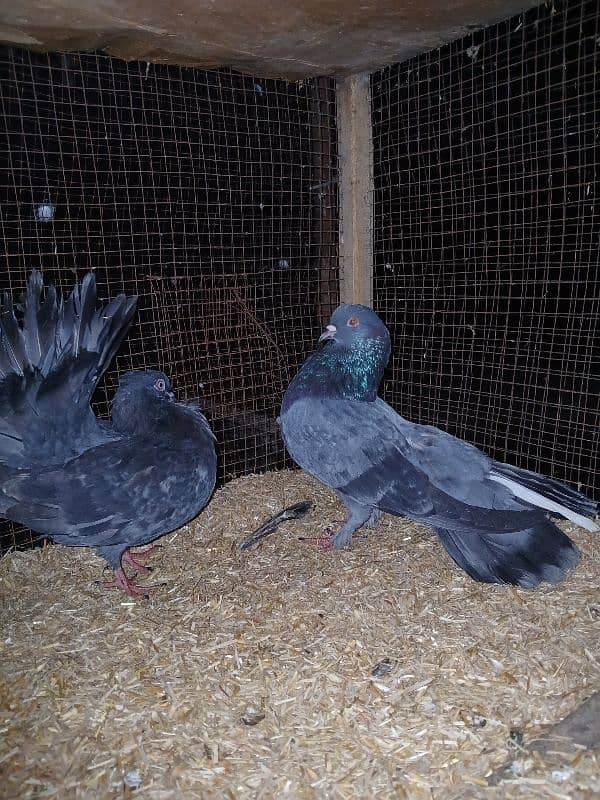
166,391,175,401
319,324,337,343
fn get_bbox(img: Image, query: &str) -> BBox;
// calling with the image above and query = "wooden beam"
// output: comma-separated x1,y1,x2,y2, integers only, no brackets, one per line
336,73,373,307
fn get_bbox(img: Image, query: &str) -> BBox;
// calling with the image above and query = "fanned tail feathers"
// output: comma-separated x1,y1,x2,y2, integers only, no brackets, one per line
22,272,59,373
54,273,137,397
0,270,137,401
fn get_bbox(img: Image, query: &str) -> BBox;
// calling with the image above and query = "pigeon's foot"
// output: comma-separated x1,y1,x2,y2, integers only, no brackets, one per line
299,532,336,551
299,526,365,551
98,567,164,598
122,546,157,574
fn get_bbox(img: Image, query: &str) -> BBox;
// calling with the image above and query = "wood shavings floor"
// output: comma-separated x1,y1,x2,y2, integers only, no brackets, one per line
0,470,598,799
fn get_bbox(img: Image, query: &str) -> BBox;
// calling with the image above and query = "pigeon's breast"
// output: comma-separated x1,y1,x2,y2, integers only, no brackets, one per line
280,395,378,489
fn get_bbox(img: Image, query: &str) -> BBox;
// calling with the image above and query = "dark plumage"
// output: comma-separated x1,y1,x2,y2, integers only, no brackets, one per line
280,304,598,588
0,271,217,596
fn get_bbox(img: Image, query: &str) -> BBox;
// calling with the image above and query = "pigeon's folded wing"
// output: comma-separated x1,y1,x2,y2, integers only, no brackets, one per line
282,395,433,514
284,395,539,532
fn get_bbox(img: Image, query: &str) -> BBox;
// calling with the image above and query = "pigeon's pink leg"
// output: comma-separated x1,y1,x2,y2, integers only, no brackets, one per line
299,532,336,551
122,548,155,573
299,525,366,551
299,521,340,550
98,567,162,597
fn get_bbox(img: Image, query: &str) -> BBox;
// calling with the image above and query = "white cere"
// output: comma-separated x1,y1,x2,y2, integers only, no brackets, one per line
277,258,290,270
466,44,481,60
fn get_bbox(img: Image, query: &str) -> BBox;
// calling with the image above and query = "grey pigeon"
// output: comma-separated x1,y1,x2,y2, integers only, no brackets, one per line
280,304,598,588
0,271,217,596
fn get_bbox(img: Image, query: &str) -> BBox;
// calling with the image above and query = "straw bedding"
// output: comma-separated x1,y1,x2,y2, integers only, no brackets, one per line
0,470,598,799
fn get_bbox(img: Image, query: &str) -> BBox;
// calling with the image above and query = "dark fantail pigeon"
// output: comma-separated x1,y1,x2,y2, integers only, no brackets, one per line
0,271,216,596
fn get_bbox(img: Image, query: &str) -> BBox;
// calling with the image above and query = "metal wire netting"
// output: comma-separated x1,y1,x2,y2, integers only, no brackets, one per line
372,0,600,501
0,49,338,552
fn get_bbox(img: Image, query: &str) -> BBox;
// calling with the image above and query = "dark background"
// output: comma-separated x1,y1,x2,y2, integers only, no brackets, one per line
372,0,599,502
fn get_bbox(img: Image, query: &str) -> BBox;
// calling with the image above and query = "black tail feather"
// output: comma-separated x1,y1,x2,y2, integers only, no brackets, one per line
0,291,29,379
56,273,137,399
491,461,597,518
0,270,137,401
435,521,580,588
21,270,58,371
1,271,61,381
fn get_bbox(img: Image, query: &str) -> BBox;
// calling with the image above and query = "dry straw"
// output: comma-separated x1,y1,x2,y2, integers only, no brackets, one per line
1,471,598,798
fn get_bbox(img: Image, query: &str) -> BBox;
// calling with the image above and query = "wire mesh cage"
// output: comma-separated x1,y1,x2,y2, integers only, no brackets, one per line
0,49,339,552
1,0,599,557
372,0,599,502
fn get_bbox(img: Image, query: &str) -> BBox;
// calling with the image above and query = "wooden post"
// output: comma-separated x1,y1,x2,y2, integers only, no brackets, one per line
311,77,338,325
336,73,373,306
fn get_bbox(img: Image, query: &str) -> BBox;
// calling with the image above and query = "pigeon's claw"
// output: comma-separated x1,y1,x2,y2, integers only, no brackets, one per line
298,521,340,550
122,547,156,573
299,536,334,552
299,525,365,551
97,567,164,597
299,533,336,551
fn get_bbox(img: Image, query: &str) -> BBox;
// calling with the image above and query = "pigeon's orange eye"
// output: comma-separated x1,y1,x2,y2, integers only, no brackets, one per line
154,378,166,391
347,317,359,328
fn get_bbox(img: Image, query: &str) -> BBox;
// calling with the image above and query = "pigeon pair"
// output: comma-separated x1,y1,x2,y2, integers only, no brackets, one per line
0,274,596,596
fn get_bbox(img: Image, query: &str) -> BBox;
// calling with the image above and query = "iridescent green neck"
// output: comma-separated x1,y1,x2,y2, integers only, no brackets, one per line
297,337,389,401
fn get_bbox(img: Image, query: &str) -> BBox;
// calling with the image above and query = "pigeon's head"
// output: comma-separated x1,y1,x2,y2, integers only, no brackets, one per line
319,304,390,353
117,369,175,401
112,369,177,433
306,304,390,400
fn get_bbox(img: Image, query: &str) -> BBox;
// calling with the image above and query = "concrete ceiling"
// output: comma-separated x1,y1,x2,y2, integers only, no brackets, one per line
0,1,535,79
